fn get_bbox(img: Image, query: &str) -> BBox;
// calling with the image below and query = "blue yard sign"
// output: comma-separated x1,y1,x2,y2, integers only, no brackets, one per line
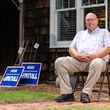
0,66,24,87
19,62,42,85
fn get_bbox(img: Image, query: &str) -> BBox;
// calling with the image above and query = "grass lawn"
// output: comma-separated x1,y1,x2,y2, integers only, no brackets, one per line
0,89,110,110
0,84,109,110
46,106,110,110
0,89,58,104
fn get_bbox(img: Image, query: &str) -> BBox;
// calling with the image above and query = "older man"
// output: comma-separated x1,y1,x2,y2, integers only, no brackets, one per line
55,12,110,103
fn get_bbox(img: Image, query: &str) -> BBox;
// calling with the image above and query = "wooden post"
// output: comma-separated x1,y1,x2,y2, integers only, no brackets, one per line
19,0,24,64
19,0,24,47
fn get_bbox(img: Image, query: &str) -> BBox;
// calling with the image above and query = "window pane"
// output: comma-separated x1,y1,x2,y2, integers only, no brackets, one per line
56,0,75,9
57,10,76,41
56,0,62,9
69,0,75,8
63,0,68,8
82,0,89,6
98,0,104,4
84,6,105,28
90,0,97,4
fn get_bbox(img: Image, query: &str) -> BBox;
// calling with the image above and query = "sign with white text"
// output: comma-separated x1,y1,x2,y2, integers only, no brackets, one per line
0,66,24,87
19,62,42,85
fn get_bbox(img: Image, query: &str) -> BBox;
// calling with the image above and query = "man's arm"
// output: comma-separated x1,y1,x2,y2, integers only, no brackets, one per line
69,46,110,61
69,48,79,58
87,46,110,60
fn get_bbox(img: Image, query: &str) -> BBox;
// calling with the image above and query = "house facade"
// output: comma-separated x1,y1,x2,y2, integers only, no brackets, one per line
23,0,110,81
1,0,110,82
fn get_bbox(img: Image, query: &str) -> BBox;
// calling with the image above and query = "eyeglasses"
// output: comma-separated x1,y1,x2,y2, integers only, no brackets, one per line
86,18,97,22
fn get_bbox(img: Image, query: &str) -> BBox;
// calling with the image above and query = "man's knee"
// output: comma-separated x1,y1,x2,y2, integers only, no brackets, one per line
90,58,106,70
55,57,63,67
55,57,68,68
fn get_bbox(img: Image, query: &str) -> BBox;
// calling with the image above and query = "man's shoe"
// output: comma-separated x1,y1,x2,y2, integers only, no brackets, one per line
55,93,74,102
80,92,91,103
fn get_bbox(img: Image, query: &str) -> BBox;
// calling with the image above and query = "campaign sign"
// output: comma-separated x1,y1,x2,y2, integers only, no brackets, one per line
19,62,42,85
0,66,24,87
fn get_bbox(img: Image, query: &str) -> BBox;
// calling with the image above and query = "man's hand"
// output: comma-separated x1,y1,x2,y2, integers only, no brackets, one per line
69,48,93,62
74,53,92,62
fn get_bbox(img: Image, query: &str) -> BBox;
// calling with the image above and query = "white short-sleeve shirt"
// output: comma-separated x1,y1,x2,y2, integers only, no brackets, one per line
69,27,110,62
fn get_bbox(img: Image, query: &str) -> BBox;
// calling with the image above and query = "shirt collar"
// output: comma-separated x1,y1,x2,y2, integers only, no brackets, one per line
87,27,99,34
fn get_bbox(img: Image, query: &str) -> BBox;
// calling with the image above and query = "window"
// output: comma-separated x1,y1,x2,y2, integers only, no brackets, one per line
50,0,108,48
50,0,76,48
